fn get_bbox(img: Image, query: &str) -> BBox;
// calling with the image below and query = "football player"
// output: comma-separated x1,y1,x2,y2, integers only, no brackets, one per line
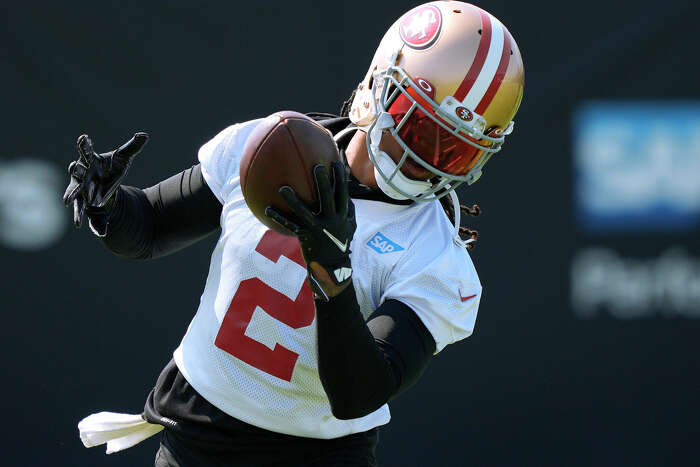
68,2,524,466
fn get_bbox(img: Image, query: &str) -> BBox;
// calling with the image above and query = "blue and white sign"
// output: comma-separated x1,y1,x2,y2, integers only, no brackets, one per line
367,232,404,254
573,102,700,232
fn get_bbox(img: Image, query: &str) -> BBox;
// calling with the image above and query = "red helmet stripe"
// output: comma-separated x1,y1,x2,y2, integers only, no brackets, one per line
453,10,492,101
475,31,512,115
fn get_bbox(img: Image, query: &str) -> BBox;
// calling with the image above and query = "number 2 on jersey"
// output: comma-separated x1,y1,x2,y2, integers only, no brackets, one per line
215,230,315,381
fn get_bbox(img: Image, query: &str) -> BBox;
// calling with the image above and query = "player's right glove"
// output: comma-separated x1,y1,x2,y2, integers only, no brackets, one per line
62,132,148,236
265,162,356,300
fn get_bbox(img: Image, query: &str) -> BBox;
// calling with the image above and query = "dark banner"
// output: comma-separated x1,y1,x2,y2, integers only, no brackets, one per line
2,1,698,466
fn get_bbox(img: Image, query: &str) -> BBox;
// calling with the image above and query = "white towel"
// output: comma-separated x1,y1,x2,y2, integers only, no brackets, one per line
78,411,164,454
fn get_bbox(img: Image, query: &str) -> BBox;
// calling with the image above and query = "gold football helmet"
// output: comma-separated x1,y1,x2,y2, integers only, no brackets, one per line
349,1,525,201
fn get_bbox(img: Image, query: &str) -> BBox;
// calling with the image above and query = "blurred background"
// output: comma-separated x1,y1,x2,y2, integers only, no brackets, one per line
1,1,698,465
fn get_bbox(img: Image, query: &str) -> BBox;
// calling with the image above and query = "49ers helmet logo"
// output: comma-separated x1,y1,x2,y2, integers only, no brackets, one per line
399,5,442,49
455,106,473,122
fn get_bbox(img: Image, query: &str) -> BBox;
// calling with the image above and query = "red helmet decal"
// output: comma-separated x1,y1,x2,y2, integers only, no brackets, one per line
455,106,474,122
399,5,442,50
415,78,435,98
389,77,435,115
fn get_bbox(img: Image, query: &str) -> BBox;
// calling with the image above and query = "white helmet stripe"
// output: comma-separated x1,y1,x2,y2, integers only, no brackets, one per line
461,13,505,111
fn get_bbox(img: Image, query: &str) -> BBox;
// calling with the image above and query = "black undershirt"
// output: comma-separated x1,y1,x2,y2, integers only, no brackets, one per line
93,165,222,259
94,115,436,444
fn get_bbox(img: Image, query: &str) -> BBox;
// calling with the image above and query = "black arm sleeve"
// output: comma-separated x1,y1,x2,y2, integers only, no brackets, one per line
315,285,436,420
97,164,223,259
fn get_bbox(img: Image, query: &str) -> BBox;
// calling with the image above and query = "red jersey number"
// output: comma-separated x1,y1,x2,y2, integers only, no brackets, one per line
214,230,315,381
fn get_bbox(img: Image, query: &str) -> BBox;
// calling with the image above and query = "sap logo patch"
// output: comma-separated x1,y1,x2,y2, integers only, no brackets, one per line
367,232,404,254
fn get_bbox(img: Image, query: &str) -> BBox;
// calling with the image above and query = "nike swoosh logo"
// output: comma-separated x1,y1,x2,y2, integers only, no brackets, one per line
459,292,477,302
323,228,348,253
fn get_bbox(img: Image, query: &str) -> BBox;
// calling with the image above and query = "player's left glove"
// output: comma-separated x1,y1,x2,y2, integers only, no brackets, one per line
265,162,356,300
62,132,148,235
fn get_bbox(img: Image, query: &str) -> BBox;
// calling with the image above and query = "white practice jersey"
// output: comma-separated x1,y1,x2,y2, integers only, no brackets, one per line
173,119,482,439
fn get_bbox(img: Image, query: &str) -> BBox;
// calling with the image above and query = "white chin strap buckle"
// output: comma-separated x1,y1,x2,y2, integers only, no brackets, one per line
373,151,432,200
367,112,432,200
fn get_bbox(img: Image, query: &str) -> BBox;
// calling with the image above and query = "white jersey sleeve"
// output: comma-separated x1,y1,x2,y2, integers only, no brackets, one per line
380,212,482,353
197,119,263,203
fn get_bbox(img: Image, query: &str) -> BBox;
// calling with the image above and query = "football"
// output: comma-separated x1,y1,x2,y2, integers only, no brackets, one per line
240,111,341,236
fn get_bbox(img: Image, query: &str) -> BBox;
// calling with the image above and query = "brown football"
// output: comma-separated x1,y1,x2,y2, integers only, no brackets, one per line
240,111,341,236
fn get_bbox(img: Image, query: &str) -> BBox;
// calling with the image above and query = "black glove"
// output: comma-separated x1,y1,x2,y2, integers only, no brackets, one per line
62,132,148,235
265,162,356,300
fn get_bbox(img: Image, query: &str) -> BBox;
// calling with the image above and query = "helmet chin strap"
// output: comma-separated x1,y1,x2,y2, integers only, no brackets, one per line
373,152,432,200
448,189,472,247
366,111,432,200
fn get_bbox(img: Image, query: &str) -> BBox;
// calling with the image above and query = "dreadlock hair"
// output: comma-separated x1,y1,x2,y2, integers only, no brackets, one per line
340,90,482,249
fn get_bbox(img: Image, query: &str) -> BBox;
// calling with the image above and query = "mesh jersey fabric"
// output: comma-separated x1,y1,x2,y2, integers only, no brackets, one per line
173,118,482,439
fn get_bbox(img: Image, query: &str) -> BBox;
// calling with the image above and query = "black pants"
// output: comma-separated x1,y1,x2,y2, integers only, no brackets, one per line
154,428,379,467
